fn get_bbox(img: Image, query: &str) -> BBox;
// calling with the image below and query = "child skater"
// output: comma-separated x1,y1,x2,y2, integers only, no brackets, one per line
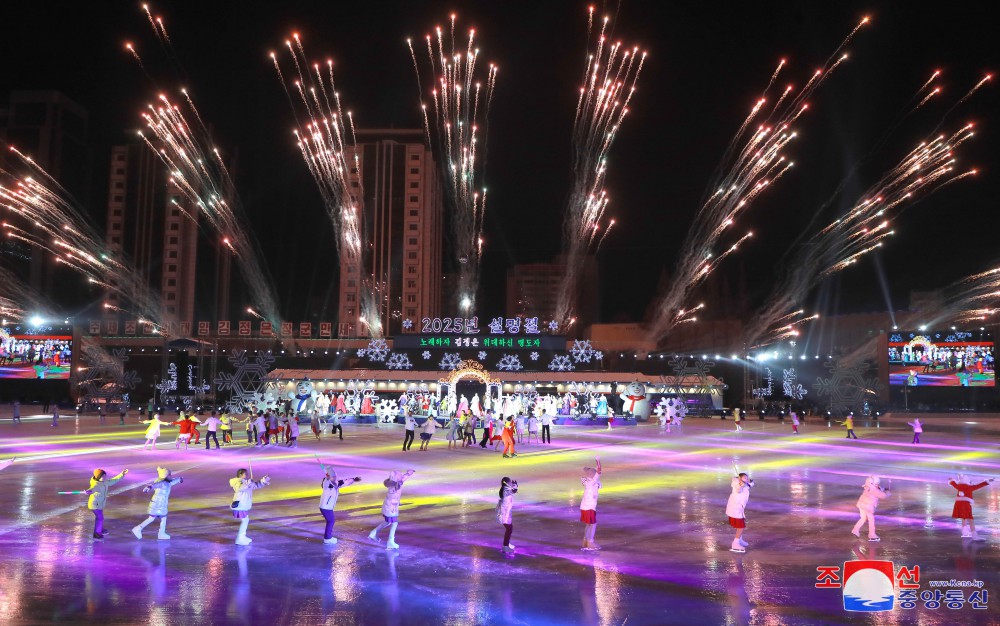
318,462,361,544
949,474,994,539
907,419,922,444
230,468,271,545
86,468,129,539
851,476,890,541
171,413,195,450
733,407,743,432
501,417,517,458
496,476,518,553
286,416,300,448
418,415,438,451
726,472,754,553
132,467,183,540
463,411,476,448
141,413,171,450
527,414,540,444
790,409,800,434
369,469,415,550
445,415,459,450
580,456,602,550
841,413,859,439
402,411,417,451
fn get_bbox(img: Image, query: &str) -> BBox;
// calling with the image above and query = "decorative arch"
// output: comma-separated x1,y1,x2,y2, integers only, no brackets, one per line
437,360,502,413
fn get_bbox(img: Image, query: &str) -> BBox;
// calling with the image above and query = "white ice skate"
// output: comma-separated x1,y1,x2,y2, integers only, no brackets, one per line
368,531,380,543
868,536,880,542
961,530,972,538
503,545,515,553
235,535,252,546
131,526,143,539
738,538,748,547
729,539,745,553
386,540,400,550
323,537,338,545
851,530,861,538
157,532,171,540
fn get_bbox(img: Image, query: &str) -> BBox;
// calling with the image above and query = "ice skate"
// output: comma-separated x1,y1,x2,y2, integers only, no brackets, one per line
235,535,251,546
738,538,748,547
503,545,515,553
729,539,745,553
368,531,380,543
131,526,143,539
961,529,972,538
868,536,880,542
851,530,861,538
386,540,399,550
324,537,338,545
157,532,171,540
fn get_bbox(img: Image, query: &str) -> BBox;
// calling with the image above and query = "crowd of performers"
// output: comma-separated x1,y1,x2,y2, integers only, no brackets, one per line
0,335,71,367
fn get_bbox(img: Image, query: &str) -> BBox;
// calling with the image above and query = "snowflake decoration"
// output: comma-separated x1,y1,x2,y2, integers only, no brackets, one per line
439,352,462,371
386,352,414,370
356,348,366,357
365,338,390,362
402,318,413,330
422,350,432,360
594,351,604,360
478,351,488,361
752,367,774,399
814,360,883,413
376,398,398,420
214,350,277,414
548,320,560,332
77,347,141,407
664,356,719,417
529,351,539,361
569,339,597,363
782,368,808,400
496,354,523,371
548,354,575,372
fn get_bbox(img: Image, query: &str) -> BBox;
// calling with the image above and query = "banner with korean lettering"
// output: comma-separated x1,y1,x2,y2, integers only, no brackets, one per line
280,322,292,337
218,320,230,336
299,322,312,337
107,320,119,335
197,321,210,336
238,320,251,336
319,322,332,338
125,320,137,335
260,321,273,337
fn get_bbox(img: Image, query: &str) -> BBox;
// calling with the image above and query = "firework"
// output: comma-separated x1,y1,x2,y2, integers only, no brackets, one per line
1,147,163,326
646,17,870,343
744,122,976,347
270,34,382,337
554,7,645,327
407,14,497,313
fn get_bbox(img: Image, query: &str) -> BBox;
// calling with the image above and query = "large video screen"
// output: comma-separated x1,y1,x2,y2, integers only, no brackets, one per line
888,331,994,387
0,324,73,380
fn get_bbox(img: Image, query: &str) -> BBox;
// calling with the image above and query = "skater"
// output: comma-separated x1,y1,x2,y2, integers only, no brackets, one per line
726,472,754,553
12,399,21,424
851,476,890,541
189,415,202,445
908,419,922,444
132,467,183,540
949,474,994,539
286,416,300,448
580,456,603,550
230,468,271,545
283,414,292,444
141,413,171,450
418,415,438,451
204,411,222,449
86,468,129,539
171,413,196,450
51,404,59,427
267,412,280,445
479,411,494,448
329,412,343,440
527,413,540,444
253,412,268,447
445,415,459,450
841,413,858,439
98,404,106,425
119,403,127,426
515,413,525,444
402,411,416,451
734,406,743,432
540,411,554,444
311,410,322,441
496,476,518,553
369,469,414,550
318,463,361,544
501,417,517,458
220,412,233,445
462,411,476,447
790,409,800,434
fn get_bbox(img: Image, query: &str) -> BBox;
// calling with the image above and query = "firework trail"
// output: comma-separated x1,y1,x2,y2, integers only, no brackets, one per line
270,34,382,337
646,17,870,344
1,147,163,326
137,92,281,325
0,266,49,322
554,7,646,327
407,14,497,313
744,123,977,348
922,264,1000,327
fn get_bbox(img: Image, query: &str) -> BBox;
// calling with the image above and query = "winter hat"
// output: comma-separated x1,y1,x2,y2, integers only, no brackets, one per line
93,469,106,481
865,476,880,488
583,467,598,479
957,473,969,483
157,467,170,480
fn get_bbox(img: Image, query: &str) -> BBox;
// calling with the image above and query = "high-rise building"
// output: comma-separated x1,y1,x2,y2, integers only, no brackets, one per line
1,91,89,293
338,129,443,337
506,256,599,333
104,140,228,331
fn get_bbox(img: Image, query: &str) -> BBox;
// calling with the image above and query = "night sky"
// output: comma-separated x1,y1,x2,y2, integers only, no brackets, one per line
2,1,997,327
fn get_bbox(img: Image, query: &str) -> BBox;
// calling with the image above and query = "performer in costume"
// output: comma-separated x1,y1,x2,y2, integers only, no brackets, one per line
369,470,415,550
230,468,270,545
501,417,517,458
908,419,923,444
726,472,754,553
496,477,518,553
471,393,482,417
851,476,890,541
141,413,171,450
580,457,603,550
86,468,129,539
949,474,994,539
132,467,183,540
318,463,361,544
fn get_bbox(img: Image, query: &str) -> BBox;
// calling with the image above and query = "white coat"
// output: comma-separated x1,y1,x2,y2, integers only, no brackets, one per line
381,471,413,517
230,476,269,512
856,481,888,513
580,474,601,511
145,477,183,516
726,477,752,519
320,476,358,511
496,491,515,525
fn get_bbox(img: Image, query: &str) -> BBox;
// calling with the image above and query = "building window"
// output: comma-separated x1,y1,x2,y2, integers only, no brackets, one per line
408,237,417,245
408,223,418,231
407,308,416,317
408,252,417,260
407,266,417,274
167,306,176,314
408,182,418,189
409,195,418,203
347,279,356,287
112,209,122,217
111,236,121,245
166,293,176,301
407,280,416,289
171,208,180,217
409,154,419,161
167,278,176,287
409,167,418,175
115,168,125,175
169,223,179,231
346,293,356,302
113,181,124,189
169,237,178,245
113,195,123,202
166,264,176,273
167,251,177,259
406,295,416,303
111,223,121,231
409,210,418,217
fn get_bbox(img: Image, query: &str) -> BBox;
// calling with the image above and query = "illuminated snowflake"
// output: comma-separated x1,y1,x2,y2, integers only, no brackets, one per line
752,367,774,399
77,347,141,407
548,320,559,332
356,349,366,357
496,354,523,372
594,351,604,360
365,338,390,361
214,350,277,414
439,352,462,371
569,339,596,363
386,353,414,370
814,360,883,413
478,351,488,360
548,355,574,372
782,368,808,400
422,350,431,360
664,356,719,417
376,398,398,421
402,318,413,330
529,351,539,361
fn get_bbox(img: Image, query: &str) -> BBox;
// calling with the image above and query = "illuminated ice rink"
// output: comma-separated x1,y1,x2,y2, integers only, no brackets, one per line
0,411,997,625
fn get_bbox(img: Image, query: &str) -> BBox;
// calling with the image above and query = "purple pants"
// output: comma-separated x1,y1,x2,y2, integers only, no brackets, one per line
913,433,920,443
321,509,336,539
92,509,104,535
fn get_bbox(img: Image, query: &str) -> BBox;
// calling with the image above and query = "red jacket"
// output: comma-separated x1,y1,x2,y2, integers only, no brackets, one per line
172,419,195,435
950,481,989,504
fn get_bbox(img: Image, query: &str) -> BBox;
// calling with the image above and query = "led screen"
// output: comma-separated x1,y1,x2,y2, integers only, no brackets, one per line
888,331,993,387
0,325,73,380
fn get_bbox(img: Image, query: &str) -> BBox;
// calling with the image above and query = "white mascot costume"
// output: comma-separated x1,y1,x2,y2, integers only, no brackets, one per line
289,381,317,416
619,382,651,420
